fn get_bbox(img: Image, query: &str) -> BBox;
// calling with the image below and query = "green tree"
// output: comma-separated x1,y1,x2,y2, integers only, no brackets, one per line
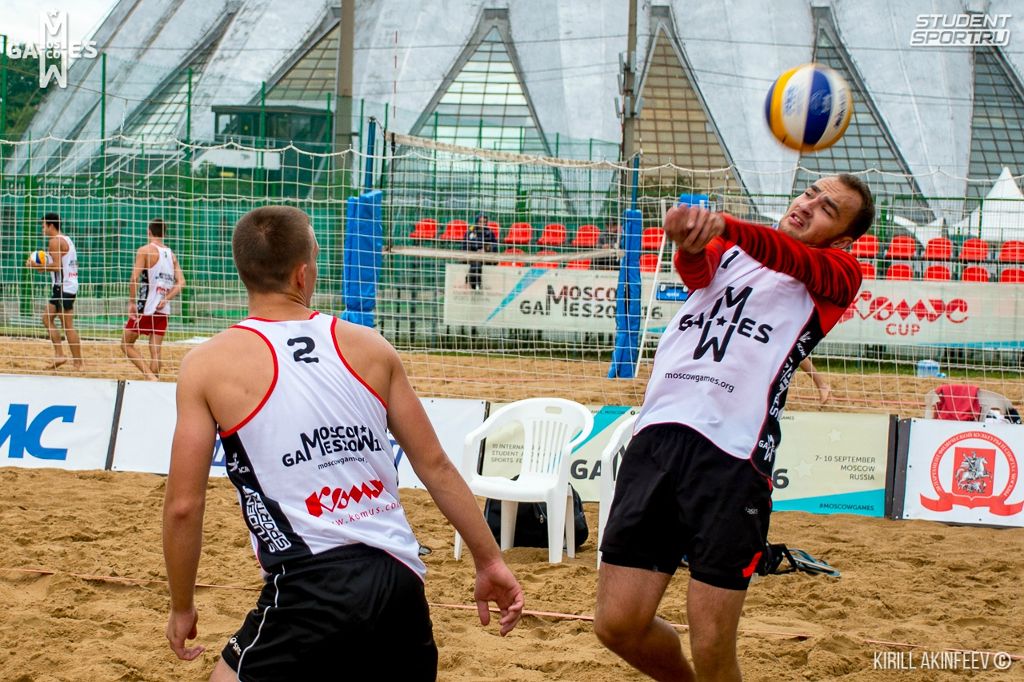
2,44,57,140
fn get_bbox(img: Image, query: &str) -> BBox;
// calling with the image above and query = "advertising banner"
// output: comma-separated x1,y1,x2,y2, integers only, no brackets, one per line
771,411,893,517
826,280,1024,347
442,265,680,333
442,268,1024,347
0,375,117,471
899,418,1024,527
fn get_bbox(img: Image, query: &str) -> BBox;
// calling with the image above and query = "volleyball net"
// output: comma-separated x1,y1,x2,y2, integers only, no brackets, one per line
1,133,1022,412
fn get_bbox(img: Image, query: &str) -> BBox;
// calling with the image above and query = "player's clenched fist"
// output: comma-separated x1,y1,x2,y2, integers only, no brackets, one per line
664,205,724,254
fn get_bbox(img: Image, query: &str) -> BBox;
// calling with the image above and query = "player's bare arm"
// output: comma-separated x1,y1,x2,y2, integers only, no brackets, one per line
162,349,218,662
337,323,524,635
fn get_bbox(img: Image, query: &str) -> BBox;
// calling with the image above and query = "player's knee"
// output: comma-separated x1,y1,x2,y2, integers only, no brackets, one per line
689,629,737,674
594,611,642,652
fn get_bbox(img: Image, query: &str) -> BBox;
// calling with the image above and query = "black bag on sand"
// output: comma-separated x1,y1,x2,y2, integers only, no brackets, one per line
483,483,589,550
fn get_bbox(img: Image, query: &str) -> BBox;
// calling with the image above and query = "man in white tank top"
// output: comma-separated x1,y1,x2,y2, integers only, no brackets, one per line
24,212,83,370
163,206,524,680
121,218,185,379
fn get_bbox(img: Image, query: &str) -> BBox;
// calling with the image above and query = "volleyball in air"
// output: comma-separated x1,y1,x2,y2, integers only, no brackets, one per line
764,63,853,152
29,250,52,265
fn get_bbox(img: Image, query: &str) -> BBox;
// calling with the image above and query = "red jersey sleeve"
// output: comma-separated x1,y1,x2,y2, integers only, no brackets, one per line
720,213,862,307
672,236,732,289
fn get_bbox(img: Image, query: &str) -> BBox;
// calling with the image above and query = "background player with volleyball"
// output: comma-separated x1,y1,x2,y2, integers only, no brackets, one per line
594,65,871,680
24,212,84,371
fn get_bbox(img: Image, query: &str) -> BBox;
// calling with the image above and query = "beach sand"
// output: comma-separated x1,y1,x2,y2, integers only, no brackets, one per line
1,468,1022,681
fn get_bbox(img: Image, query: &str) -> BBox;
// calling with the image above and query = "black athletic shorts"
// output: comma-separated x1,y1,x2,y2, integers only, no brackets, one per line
49,285,75,312
600,423,772,591
221,544,437,681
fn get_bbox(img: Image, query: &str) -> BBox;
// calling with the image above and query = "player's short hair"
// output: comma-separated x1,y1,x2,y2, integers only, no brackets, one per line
836,174,875,240
148,218,166,238
42,212,62,231
233,206,314,293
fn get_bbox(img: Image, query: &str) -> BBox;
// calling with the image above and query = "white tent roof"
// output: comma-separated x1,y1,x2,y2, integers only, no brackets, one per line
954,167,1024,241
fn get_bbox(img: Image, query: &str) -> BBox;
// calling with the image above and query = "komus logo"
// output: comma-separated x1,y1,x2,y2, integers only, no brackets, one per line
4,11,99,88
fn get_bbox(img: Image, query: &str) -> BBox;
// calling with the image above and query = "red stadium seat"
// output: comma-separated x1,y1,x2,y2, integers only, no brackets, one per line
536,223,567,247
997,240,1024,264
487,221,501,240
923,264,952,281
499,248,526,267
572,224,600,248
858,261,877,280
439,219,469,242
533,250,560,268
409,218,438,240
959,238,989,262
923,237,953,261
504,222,533,245
641,227,666,251
885,263,913,280
885,235,918,260
851,234,879,258
961,265,990,282
639,253,661,273
565,259,591,270
999,268,1024,283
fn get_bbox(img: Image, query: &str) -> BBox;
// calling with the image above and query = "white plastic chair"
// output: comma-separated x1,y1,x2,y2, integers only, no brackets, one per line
454,398,593,564
597,414,637,566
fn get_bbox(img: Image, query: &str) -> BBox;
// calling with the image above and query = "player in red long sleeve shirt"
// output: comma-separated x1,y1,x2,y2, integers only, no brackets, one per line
595,175,874,681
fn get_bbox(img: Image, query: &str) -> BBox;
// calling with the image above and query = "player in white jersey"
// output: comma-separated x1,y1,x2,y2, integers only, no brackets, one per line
121,218,185,379
163,206,523,680
25,212,83,370
595,175,874,681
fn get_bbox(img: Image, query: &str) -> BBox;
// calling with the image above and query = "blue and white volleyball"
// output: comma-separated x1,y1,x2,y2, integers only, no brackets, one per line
764,63,853,153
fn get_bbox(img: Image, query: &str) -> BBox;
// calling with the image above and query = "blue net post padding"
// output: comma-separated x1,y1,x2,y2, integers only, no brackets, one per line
340,189,383,328
608,208,643,378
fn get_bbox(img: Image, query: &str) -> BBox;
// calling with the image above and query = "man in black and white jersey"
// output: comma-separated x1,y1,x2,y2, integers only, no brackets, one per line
25,212,83,370
594,176,874,681
163,206,524,680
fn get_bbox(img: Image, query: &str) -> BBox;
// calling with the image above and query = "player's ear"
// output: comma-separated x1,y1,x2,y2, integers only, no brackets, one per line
830,235,853,250
294,260,309,291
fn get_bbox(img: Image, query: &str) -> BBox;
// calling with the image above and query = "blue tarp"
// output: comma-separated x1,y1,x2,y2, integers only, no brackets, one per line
340,190,383,328
608,208,643,378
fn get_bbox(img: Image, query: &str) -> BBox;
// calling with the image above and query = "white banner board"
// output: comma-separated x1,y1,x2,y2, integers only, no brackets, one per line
112,383,485,488
824,280,1023,346
901,418,1024,527
442,267,1024,347
389,398,487,489
772,412,892,517
111,380,228,478
0,375,117,470
442,265,680,333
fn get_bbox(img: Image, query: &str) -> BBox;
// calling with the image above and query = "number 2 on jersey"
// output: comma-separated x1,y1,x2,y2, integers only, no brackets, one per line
287,336,320,363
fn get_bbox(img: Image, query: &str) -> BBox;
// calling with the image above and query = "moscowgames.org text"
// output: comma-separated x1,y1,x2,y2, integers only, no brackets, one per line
664,371,735,393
